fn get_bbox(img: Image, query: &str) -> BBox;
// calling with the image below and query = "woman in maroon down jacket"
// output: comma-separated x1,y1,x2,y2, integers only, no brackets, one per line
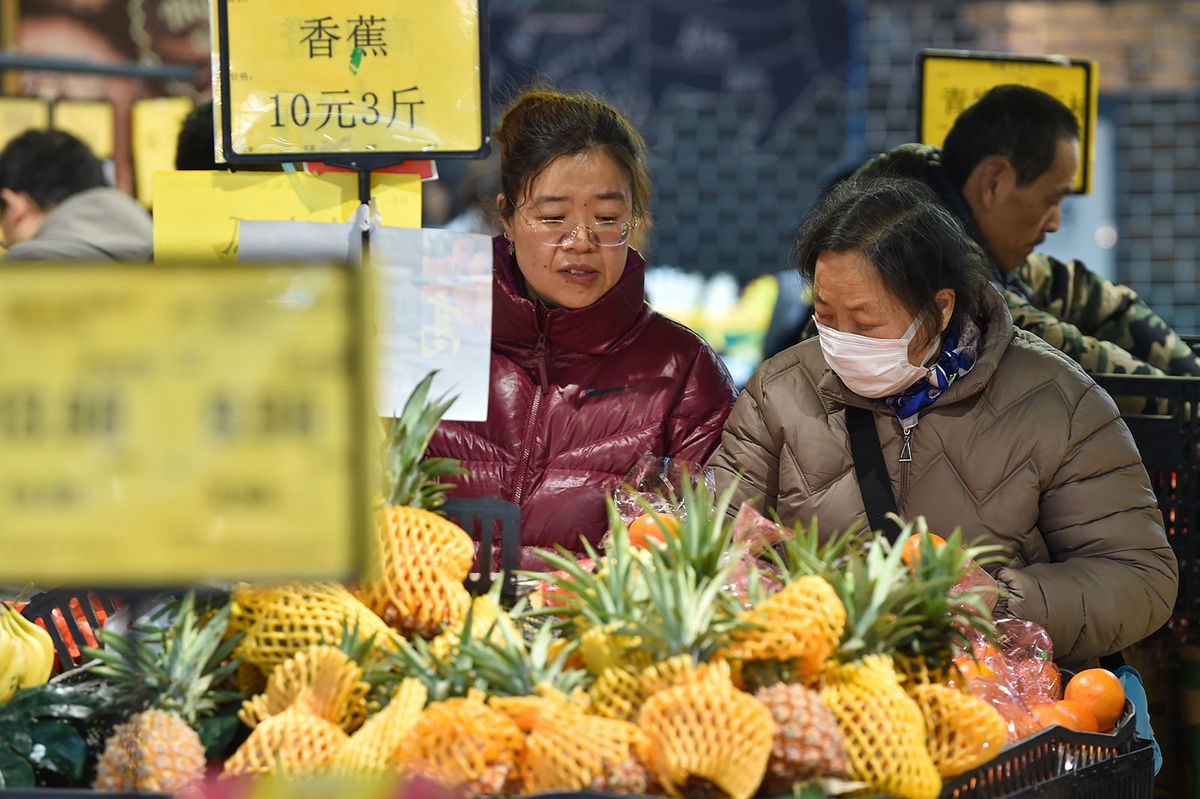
427,90,737,568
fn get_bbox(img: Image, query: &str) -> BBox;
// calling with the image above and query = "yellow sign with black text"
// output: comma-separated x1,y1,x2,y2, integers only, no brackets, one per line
218,0,484,160
0,263,371,586
918,50,1097,194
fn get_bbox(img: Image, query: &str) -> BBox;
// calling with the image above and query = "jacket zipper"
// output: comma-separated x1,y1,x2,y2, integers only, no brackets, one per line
897,423,914,510
512,332,549,505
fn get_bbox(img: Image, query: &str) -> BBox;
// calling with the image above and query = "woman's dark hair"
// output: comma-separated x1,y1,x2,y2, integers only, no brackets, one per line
494,89,651,227
792,176,993,340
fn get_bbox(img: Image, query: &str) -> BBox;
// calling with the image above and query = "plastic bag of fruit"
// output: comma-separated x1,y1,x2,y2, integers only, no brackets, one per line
610,455,711,529
954,617,1062,741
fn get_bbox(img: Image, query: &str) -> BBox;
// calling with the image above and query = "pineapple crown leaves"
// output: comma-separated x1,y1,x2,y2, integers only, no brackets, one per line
456,616,589,699
897,518,1002,668
628,467,741,579
521,507,644,631
765,515,859,584
830,516,1002,666
87,592,243,726
628,553,750,663
384,370,468,508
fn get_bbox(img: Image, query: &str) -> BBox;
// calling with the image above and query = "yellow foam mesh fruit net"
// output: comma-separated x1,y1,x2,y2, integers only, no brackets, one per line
819,654,941,799
229,581,399,676
491,691,650,794
331,678,428,775
222,706,349,778
400,690,525,795
638,659,775,799
239,645,369,732
358,506,474,639
588,665,644,722
908,681,1008,778
728,575,845,685
640,653,700,697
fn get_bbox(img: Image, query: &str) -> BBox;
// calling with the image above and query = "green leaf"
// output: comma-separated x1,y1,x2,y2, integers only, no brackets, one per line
197,709,246,760
27,721,87,780
0,745,35,789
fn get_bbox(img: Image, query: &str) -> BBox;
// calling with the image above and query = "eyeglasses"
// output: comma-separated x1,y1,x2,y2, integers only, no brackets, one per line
519,213,635,247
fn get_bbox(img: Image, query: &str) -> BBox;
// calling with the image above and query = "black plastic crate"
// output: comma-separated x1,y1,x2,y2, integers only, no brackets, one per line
942,699,1146,799
1093,373,1200,619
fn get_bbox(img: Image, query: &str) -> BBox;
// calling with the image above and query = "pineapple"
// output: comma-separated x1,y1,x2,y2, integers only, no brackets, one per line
228,580,400,677
814,522,944,799
403,689,525,799
385,598,587,798
238,644,370,732
224,629,377,778
331,678,428,774
491,688,651,794
90,594,241,794
222,704,349,777
754,681,849,792
638,659,774,799
357,371,475,639
888,521,1007,778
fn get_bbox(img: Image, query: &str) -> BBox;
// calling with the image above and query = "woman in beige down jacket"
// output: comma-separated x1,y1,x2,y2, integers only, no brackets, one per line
711,177,1177,668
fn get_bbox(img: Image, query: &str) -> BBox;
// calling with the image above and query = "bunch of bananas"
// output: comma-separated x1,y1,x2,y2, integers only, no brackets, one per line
0,602,55,703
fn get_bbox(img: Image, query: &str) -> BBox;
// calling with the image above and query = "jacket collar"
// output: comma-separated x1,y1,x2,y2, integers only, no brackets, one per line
491,235,650,355
817,286,1015,413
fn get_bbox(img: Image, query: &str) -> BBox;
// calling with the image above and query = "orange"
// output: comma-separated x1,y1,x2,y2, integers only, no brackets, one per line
953,655,996,681
1064,668,1125,731
628,513,681,549
900,532,947,567
1032,699,1099,732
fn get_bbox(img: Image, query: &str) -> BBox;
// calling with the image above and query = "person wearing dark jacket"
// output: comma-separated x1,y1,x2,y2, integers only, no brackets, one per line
426,90,737,567
855,85,1199,379
0,129,152,261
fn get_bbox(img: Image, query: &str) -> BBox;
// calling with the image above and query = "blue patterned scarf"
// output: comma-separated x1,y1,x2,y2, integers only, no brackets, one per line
885,319,981,429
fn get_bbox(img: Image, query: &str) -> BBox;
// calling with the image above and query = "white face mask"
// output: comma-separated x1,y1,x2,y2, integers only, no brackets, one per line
815,315,938,398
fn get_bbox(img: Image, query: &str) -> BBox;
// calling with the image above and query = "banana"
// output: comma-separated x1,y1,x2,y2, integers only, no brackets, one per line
5,604,54,676
0,625,24,703
0,604,54,687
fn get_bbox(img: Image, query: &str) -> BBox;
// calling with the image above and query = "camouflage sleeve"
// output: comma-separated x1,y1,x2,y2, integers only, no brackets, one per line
1018,253,1200,376
1004,288,1166,377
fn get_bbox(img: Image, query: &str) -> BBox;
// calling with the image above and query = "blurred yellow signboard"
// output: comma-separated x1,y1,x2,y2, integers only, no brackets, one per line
0,262,371,586
152,169,421,262
53,100,116,161
132,97,196,206
918,49,1097,194
215,0,486,161
0,97,50,149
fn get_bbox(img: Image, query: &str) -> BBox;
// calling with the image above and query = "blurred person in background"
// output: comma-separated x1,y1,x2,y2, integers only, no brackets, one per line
174,101,219,171
856,84,1200,378
0,129,152,261
427,89,737,569
712,177,1177,669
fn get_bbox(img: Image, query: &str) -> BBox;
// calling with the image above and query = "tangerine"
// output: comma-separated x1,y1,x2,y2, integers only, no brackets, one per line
1031,699,1099,732
900,532,947,567
628,513,681,549
1064,668,1125,731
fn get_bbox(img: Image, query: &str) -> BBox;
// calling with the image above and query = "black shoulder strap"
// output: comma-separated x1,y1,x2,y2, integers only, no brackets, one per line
845,405,903,542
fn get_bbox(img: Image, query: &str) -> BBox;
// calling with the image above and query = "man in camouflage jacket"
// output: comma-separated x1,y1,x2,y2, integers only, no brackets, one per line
855,85,1200,378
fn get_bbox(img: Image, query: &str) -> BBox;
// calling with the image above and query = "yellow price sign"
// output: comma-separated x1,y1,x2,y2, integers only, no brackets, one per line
918,49,1098,194
215,0,486,162
0,262,372,587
